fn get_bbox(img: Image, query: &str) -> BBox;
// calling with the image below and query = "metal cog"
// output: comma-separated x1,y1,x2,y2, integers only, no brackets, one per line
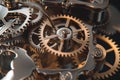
93,34,120,79
39,14,90,57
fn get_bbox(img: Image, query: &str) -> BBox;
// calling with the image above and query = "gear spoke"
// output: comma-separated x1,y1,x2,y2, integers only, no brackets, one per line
72,38,83,44
44,39,50,44
44,35,58,40
104,61,113,69
59,39,64,51
73,29,83,33
50,43,57,48
31,32,39,35
47,21,52,27
106,48,114,53
65,18,70,27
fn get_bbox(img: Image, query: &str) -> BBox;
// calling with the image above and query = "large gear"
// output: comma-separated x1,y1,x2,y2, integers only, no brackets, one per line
93,34,120,79
39,14,90,57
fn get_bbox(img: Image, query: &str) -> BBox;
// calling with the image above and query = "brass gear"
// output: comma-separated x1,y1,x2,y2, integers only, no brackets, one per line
93,34,120,79
39,14,90,57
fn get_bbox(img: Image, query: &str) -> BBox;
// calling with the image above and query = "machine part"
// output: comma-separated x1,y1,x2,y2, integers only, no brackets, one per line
0,5,15,36
39,14,90,57
94,44,106,61
93,34,120,79
43,0,109,9
98,5,120,35
1,47,35,80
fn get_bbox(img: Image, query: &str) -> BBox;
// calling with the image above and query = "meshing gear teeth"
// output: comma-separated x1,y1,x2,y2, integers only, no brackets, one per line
39,14,90,57
93,34,120,79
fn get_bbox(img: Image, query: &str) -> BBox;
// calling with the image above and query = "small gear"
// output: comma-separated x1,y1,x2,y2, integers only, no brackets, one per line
93,34,120,79
39,14,90,57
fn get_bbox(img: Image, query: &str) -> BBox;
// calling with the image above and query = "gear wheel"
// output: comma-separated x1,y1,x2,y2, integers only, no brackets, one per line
39,14,89,57
93,34,120,79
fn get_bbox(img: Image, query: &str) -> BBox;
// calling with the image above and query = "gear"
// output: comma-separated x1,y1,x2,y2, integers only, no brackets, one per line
93,34,120,79
39,14,89,57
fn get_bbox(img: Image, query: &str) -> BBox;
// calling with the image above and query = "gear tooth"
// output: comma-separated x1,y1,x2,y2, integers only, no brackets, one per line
101,75,105,79
109,73,113,76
